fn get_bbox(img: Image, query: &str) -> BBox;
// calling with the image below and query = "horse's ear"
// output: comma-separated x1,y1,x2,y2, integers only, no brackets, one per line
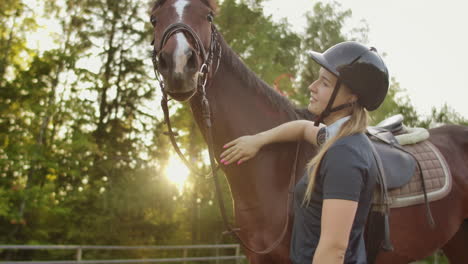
201,0,219,13
151,0,166,11
211,0,219,13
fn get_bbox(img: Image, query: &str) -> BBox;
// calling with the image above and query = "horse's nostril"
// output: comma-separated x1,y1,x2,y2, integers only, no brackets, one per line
159,52,169,71
186,50,198,72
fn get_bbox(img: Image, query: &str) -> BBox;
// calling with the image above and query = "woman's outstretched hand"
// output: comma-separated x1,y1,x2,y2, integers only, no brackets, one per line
220,135,263,165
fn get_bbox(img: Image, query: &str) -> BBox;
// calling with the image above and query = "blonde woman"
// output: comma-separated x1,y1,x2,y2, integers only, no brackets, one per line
220,41,389,264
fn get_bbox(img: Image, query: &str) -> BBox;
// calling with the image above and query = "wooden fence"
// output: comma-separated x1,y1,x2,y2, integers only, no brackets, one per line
0,244,246,264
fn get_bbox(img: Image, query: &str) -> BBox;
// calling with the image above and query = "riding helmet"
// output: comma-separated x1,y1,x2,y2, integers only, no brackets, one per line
308,41,389,111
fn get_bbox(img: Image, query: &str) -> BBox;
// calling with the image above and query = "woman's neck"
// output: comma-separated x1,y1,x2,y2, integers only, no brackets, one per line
323,110,352,125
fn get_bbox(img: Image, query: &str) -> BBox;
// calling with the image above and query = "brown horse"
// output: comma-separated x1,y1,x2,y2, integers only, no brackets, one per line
149,0,468,263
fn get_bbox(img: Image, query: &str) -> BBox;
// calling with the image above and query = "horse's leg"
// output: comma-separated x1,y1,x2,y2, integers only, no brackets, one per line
442,219,468,264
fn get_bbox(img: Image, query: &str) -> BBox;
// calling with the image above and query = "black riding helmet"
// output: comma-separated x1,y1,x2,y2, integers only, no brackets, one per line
308,41,389,125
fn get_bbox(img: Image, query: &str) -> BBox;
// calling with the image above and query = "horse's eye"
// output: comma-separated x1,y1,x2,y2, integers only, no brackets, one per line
150,16,157,26
207,13,214,22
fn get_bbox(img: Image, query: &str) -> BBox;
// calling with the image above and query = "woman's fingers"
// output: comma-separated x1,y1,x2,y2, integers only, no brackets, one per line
220,136,257,165
223,139,238,150
236,157,250,165
223,151,253,165
223,149,241,164
220,146,237,159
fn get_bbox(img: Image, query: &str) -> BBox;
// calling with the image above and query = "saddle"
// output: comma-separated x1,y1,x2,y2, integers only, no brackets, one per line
367,115,451,205
367,127,415,189
364,115,451,263
367,114,415,189
375,113,404,133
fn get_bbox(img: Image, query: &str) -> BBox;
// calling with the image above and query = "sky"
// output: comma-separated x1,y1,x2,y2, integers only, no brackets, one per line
262,0,468,118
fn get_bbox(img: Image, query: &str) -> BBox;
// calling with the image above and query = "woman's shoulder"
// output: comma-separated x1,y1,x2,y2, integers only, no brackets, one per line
332,133,369,149
327,133,373,162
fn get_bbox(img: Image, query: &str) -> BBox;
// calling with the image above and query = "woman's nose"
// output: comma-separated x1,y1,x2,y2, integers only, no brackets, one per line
309,80,318,92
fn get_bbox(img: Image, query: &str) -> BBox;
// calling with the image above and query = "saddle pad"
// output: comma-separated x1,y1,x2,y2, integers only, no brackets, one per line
387,140,452,208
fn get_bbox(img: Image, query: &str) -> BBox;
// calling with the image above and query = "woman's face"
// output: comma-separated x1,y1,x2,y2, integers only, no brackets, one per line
307,67,356,117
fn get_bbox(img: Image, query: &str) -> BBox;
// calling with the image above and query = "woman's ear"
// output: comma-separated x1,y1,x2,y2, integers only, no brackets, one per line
348,93,358,104
340,83,358,103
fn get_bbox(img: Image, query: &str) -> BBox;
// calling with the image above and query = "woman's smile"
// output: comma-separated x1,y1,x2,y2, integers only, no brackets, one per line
310,95,317,103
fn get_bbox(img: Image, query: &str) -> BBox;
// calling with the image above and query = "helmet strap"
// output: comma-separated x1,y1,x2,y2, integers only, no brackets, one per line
313,80,356,126
329,101,355,112
314,79,342,126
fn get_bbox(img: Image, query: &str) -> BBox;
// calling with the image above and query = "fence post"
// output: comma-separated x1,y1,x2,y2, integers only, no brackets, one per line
76,246,82,262
182,248,188,264
235,245,240,264
215,246,219,264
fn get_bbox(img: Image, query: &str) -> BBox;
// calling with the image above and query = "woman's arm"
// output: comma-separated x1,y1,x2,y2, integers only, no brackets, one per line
220,120,320,165
312,199,358,264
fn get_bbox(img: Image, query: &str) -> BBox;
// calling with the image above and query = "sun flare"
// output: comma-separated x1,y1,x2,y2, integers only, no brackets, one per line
164,155,189,194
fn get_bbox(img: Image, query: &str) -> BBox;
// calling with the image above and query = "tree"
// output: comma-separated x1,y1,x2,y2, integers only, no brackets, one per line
0,0,181,255
1,1,463,262
425,103,468,127
217,0,301,89
369,78,420,126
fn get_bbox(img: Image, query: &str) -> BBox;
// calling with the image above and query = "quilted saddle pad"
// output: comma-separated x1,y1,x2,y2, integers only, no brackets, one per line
387,140,452,208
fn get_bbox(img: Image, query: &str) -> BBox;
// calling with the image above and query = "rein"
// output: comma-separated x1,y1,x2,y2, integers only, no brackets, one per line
152,22,300,255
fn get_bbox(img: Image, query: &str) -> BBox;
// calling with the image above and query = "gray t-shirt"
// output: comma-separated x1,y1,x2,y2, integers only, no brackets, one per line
290,133,378,264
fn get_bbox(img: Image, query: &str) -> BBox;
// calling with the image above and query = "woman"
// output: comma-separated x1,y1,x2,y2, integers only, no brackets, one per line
220,41,389,264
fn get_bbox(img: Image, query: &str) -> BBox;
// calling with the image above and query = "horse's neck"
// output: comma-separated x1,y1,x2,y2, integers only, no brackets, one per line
190,41,300,208
208,42,298,135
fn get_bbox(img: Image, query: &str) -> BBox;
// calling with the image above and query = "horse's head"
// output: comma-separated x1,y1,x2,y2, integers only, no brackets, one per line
150,0,218,101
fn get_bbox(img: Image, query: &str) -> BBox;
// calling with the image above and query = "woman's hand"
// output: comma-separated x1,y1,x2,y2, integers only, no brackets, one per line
220,135,263,165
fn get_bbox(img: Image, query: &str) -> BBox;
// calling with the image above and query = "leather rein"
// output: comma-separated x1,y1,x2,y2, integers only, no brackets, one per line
152,22,301,254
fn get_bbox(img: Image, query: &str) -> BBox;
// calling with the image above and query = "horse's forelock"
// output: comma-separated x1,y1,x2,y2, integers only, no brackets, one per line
151,0,218,13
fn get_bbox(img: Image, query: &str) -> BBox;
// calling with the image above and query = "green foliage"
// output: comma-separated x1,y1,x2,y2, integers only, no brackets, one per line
370,78,468,128
0,0,465,262
0,0,37,83
295,1,353,104
425,103,468,127
369,78,420,126
217,0,301,90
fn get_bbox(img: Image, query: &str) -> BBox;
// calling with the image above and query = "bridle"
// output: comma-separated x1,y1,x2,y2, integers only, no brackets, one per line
152,21,222,177
152,21,221,99
151,18,301,255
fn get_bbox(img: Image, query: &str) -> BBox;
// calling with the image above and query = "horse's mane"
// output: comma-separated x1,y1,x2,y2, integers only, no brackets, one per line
151,0,218,13
219,36,313,121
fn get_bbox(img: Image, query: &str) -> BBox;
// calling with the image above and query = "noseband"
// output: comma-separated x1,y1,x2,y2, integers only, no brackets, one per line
151,22,221,96
158,23,209,63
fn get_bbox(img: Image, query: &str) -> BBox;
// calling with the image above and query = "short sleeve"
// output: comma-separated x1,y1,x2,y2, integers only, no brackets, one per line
320,144,367,201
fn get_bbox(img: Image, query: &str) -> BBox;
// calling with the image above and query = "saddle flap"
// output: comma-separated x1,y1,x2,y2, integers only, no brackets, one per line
368,131,416,189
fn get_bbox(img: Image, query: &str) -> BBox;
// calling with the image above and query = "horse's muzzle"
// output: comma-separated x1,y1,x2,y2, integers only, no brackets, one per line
166,89,197,101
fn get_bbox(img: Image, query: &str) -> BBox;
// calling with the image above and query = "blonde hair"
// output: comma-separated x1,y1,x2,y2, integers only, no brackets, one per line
303,103,369,204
